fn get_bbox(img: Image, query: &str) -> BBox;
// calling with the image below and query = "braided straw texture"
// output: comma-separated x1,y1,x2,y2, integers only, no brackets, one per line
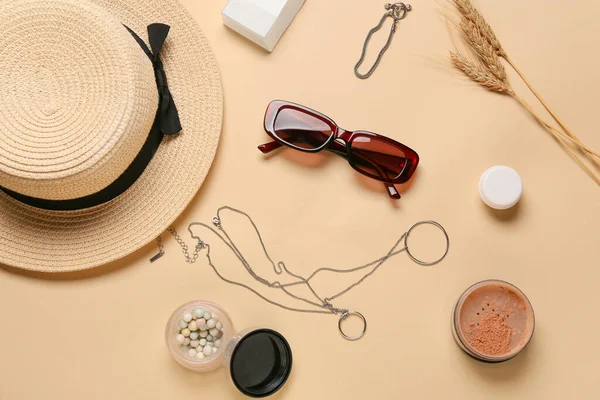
0,0,223,271
0,0,158,200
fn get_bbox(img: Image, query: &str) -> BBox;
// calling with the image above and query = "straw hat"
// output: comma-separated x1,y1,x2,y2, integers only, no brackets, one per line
0,0,223,271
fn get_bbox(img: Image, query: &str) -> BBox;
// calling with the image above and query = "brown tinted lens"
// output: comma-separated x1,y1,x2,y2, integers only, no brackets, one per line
274,108,333,150
350,136,407,181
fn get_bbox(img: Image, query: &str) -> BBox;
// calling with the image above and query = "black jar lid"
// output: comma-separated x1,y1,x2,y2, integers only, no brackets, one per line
229,329,293,398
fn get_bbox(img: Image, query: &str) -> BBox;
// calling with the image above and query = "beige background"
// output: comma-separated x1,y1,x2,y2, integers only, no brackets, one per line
1,0,599,399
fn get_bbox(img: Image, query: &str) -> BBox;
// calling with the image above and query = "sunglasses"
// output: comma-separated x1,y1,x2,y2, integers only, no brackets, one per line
258,100,419,199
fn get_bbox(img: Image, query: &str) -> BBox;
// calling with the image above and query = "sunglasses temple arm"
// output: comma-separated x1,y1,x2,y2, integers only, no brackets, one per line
354,152,401,200
384,182,401,199
258,141,283,154
258,139,401,199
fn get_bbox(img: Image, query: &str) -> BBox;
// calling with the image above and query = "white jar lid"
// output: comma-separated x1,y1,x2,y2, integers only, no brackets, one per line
479,166,523,210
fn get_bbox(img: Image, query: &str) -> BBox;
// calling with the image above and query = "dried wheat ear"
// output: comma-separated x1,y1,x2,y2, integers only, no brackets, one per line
448,0,600,185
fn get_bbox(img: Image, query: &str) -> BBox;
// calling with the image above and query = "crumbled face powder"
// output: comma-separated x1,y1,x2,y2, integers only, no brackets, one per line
456,281,533,358
465,312,512,356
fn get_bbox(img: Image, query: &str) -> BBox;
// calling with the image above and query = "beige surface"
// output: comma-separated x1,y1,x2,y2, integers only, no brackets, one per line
1,0,599,398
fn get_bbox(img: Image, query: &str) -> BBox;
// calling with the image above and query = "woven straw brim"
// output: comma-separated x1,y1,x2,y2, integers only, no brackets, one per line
0,0,223,272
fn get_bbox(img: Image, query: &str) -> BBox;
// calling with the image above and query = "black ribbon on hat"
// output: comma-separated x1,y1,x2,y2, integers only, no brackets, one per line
0,24,182,211
126,23,182,136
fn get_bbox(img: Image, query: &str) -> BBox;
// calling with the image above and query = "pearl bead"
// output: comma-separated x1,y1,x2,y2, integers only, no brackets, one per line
200,324,209,331
196,352,205,359
178,320,188,329
216,322,223,330
207,335,214,342
203,312,212,320
197,318,206,327
183,338,191,346
212,347,218,354
181,328,190,337
176,334,185,344
215,330,223,339
199,338,207,346
183,313,193,322
203,346,213,356
193,308,205,319
209,328,219,336
188,321,198,331
214,339,222,348
188,348,197,357
190,331,199,340
207,318,217,329
199,330,208,338
190,340,199,347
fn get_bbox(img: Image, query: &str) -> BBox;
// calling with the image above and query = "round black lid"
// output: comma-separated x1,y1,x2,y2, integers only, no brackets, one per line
229,329,293,398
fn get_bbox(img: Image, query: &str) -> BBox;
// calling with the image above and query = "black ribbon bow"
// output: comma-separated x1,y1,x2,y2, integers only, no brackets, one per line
126,23,182,135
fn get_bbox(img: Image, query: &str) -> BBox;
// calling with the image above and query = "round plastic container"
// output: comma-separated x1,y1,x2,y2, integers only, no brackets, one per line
166,300,292,397
166,300,234,372
452,280,535,363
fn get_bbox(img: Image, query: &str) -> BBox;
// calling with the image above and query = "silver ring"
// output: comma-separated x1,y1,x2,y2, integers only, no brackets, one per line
389,2,410,20
338,311,367,341
404,220,449,266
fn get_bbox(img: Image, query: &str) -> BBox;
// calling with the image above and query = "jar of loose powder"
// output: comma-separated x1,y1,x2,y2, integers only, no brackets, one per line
452,280,535,362
166,300,293,397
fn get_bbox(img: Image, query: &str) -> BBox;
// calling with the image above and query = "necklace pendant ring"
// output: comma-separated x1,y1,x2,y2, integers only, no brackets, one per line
338,310,367,341
404,220,450,266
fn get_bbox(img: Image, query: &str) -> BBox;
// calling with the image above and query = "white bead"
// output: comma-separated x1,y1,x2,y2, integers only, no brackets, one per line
203,346,213,356
200,325,209,331
199,339,207,346
216,322,223,330
188,321,198,331
193,308,205,318
190,340,199,348
183,338,191,346
183,313,193,322
188,348,197,357
214,339,222,348
197,318,206,327
209,328,219,336
203,312,212,320
189,331,199,340
212,347,218,354
199,330,208,338
176,334,185,344
178,320,188,329
181,328,190,337
207,318,217,329
196,351,205,359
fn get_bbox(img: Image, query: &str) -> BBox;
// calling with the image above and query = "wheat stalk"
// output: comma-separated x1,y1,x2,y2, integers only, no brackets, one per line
453,0,505,57
459,18,506,81
449,52,600,159
448,0,600,184
450,52,510,93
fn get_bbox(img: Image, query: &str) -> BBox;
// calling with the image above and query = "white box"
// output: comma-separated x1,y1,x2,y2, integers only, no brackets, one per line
222,0,306,52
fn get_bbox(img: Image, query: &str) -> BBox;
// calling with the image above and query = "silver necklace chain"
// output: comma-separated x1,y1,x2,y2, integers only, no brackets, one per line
151,206,449,339
354,2,412,79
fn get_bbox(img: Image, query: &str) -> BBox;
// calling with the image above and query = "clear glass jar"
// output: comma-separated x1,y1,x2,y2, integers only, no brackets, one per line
166,300,293,397
452,279,535,363
165,300,234,372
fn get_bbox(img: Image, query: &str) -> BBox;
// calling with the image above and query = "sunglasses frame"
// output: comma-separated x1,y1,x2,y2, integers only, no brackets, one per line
259,100,419,199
